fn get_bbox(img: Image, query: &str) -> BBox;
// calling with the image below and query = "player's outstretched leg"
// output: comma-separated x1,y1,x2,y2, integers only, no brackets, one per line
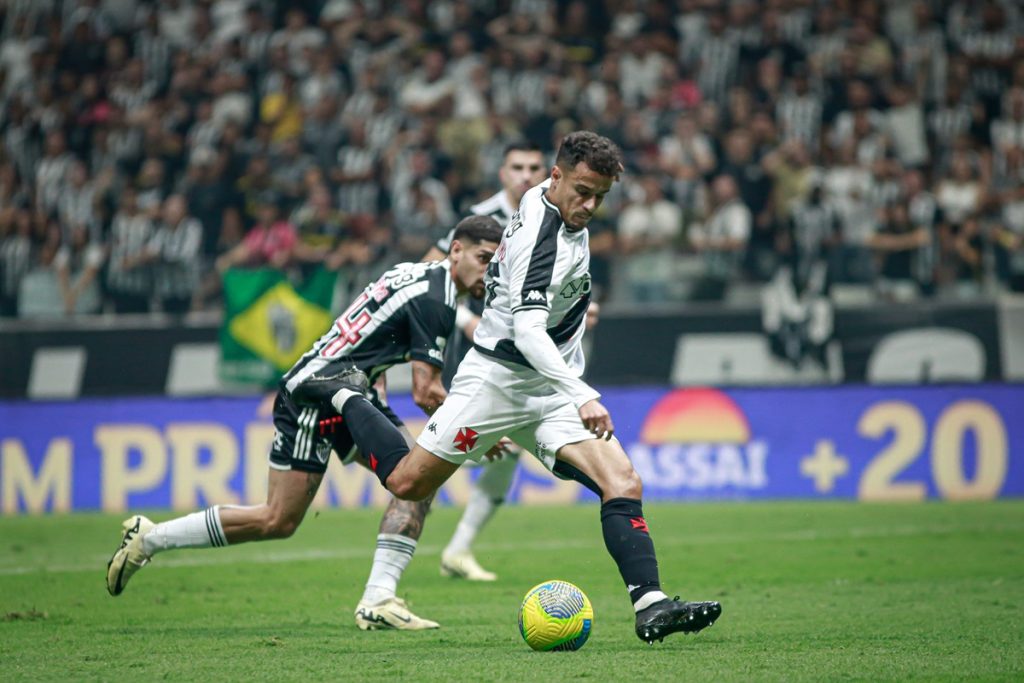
106,469,323,596
356,495,439,630
440,454,518,581
555,439,722,644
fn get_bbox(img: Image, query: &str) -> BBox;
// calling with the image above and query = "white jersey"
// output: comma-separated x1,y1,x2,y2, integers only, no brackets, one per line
473,180,592,373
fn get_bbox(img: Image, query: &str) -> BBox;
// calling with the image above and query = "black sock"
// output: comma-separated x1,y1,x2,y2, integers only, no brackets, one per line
340,395,409,488
600,497,661,605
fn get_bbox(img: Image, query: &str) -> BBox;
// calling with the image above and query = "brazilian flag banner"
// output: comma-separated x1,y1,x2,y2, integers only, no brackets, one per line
220,268,336,386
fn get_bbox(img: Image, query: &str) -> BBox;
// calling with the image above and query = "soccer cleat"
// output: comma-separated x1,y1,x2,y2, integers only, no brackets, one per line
635,597,722,643
106,515,155,596
290,365,369,408
354,597,440,631
440,550,497,582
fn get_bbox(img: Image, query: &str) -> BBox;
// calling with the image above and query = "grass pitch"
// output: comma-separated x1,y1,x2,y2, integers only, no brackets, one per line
1,501,1022,682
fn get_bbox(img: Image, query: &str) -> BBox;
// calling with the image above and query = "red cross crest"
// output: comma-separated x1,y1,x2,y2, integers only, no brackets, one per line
453,427,479,453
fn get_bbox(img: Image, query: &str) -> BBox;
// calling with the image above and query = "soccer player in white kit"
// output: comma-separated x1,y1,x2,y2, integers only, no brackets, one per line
293,131,721,643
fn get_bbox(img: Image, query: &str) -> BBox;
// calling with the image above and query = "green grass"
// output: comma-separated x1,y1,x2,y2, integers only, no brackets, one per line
1,502,1023,682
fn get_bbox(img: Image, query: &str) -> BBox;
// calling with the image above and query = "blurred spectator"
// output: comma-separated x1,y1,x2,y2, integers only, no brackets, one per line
55,224,105,315
936,154,986,229
260,72,303,143
0,208,33,316
57,159,97,242
717,129,774,279
690,174,751,301
942,215,986,298
106,187,154,313
35,131,72,214
823,143,876,283
216,193,296,273
291,184,346,273
146,195,203,314
18,225,65,318
782,182,840,285
885,82,928,168
776,64,822,149
992,147,1024,290
183,148,234,261
869,203,930,301
617,176,682,303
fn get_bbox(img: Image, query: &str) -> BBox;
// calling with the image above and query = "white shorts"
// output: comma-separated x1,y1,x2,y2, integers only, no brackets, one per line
416,349,596,472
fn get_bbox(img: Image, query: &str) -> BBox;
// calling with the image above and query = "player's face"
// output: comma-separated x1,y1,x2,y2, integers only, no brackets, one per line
499,150,547,205
549,161,615,230
450,238,499,298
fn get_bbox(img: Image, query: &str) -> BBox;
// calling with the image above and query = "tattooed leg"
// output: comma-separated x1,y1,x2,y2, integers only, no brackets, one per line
378,492,435,540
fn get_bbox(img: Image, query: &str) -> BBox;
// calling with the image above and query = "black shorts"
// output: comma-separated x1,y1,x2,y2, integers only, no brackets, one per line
268,390,404,474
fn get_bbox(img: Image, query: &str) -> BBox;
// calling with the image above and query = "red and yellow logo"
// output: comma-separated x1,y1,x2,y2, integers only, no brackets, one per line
640,388,751,444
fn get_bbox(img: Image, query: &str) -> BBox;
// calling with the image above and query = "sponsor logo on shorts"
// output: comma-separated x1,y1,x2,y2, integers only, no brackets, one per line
454,426,479,453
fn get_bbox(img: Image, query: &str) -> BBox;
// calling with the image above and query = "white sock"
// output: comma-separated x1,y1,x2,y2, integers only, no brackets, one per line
142,506,227,556
444,488,498,556
361,533,417,605
330,388,360,414
475,454,518,499
633,590,669,613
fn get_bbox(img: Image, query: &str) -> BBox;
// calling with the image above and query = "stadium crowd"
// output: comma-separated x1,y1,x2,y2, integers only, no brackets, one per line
1,0,1023,318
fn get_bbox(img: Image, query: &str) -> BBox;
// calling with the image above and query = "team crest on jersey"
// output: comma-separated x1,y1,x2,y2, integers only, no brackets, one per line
559,274,591,299
453,427,479,453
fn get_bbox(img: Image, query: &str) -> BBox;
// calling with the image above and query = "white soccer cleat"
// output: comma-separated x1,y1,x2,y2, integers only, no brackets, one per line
354,597,440,631
106,515,155,596
440,550,497,582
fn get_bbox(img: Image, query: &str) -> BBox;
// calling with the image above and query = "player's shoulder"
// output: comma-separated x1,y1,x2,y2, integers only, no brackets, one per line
424,259,458,310
506,180,559,244
469,191,505,218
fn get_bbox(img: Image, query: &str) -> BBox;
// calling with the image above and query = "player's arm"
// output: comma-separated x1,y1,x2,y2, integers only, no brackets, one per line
409,359,446,415
511,310,593,404
406,290,456,415
505,208,610,438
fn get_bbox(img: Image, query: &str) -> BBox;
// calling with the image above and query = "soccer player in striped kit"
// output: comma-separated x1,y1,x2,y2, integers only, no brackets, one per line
106,216,502,632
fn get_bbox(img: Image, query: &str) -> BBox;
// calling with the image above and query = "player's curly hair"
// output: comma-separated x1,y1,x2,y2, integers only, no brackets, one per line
555,131,624,179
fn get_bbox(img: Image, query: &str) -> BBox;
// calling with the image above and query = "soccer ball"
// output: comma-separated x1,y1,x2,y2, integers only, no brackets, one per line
518,580,593,651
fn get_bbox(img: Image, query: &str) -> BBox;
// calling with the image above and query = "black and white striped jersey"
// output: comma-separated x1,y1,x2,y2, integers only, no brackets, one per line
472,180,591,372
282,260,458,393
434,189,516,254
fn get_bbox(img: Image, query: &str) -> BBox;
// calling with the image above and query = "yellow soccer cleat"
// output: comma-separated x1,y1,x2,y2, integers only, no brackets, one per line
440,550,497,582
354,597,440,631
106,515,155,596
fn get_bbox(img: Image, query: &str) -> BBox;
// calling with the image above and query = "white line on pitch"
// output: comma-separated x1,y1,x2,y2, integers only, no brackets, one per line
1,521,1021,577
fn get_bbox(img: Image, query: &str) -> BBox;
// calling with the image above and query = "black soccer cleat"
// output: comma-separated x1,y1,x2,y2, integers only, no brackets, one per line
290,366,369,409
635,597,722,644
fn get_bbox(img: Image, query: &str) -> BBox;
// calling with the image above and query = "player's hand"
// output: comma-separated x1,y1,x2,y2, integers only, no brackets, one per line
579,399,614,441
483,437,515,461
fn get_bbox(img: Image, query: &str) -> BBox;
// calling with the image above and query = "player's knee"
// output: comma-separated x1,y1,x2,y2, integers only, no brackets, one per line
605,467,643,500
262,511,301,539
387,474,432,502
